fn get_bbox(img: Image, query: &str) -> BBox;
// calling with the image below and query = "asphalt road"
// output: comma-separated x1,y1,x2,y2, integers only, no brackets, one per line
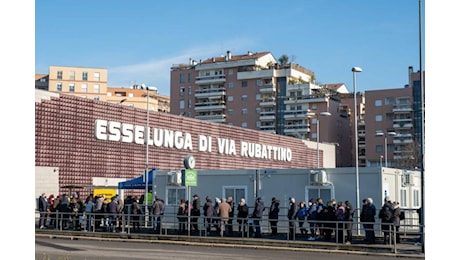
35,237,419,260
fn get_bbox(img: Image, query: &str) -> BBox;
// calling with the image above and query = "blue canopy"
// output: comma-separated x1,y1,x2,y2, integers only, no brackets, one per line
118,168,156,190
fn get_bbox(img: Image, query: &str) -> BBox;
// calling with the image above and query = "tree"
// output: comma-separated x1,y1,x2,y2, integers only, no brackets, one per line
278,54,289,65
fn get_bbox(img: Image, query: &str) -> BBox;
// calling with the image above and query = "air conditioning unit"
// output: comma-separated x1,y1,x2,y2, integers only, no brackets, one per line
310,170,328,185
167,171,183,186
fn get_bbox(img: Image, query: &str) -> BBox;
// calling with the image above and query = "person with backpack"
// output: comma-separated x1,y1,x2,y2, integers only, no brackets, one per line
379,196,394,244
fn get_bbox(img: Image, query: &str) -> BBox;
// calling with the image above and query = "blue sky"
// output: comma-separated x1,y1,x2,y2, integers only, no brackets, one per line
35,0,425,96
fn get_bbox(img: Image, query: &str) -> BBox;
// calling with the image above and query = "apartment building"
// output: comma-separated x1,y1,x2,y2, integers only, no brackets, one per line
47,65,109,101
170,51,352,166
35,66,170,113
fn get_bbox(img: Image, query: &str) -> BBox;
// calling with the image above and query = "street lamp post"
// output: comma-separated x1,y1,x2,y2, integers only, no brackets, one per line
376,131,396,167
352,66,362,235
143,84,150,228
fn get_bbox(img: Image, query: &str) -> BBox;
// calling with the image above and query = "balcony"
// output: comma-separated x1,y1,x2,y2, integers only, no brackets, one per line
195,88,226,98
260,98,276,107
195,74,226,84
259,85,276,93
284,111,310,119
194,101,226,111
393,105,413,113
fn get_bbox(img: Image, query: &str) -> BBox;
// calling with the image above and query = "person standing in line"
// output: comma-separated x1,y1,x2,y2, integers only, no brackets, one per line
217,197,232,237
392,201,402,243
361,198,376,244
38,193,48,229
177,199,187,234
335,201,346,243
344,201,355,244
307,199,318,241
227,196,235,236
191,194,201,233
297,201,308,236
287,197,298,240
379,196,394,244
237,198,249,236
202,196,215,235
323,200,337,241
268,197,280,235
251,197,265,238
152,196,165,234
132,196,142,231
84,195,95,231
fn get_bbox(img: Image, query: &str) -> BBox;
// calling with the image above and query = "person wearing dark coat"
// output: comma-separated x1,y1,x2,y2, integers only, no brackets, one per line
344,201,355,244
251,197,265,238
361,198,376,244
287,197,298,240
268,197,280,235
237,198,249,236
392,201,402,243
191,194,201,232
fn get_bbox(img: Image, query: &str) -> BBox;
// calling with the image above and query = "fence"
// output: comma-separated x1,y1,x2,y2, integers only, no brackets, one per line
35,206,423,246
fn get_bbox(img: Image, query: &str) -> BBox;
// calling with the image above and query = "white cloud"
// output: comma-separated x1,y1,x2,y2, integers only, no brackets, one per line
107,39,255,95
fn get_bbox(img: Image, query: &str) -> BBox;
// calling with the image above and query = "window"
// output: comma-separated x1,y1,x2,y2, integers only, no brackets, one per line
375,100,382,106
166,186,187,205
94,96,100,101
376,145,383,153
228,69,233,75
241,81,248,87
93,84,100,93
256,121,261,128
413,189,420,208
400,188,408,208
241,95,248,101
82,72,88,81
227,82,234,89
256,80,263,87
39,78,47,83
180,73,185,83
69,83,75,92
69,71,75,80
375,115,383,122
385,97,395,105
311,104,317,110
255,108,261,114
57,71,63,80
241,122,247,128
188,73,191,83
179,100,185,109
224,186,247,207
242,108,248,115
228,109,233,116
255,94,261,100
228,96,233,102
188,86,192,95
188,99,192,108
94,72,100,81
180,87,185,96
81,84,87,93
56,83,62,91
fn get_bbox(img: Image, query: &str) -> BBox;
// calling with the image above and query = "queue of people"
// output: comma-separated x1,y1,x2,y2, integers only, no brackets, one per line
37,192,412,245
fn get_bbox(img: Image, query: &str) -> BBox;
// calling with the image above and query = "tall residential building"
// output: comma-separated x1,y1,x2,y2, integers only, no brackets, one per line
170,51,352,167
363,66,424,170
35,66,170,113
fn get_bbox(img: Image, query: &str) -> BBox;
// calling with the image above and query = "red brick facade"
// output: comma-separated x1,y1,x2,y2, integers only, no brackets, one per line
35,93,319,194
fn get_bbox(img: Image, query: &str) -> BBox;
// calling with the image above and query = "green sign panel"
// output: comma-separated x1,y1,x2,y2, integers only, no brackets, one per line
184,169,198,186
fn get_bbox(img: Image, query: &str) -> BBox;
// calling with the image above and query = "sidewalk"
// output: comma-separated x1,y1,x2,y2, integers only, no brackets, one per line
35,228,424,258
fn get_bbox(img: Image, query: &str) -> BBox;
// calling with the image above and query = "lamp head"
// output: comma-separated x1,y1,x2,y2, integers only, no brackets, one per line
352,67,362,73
